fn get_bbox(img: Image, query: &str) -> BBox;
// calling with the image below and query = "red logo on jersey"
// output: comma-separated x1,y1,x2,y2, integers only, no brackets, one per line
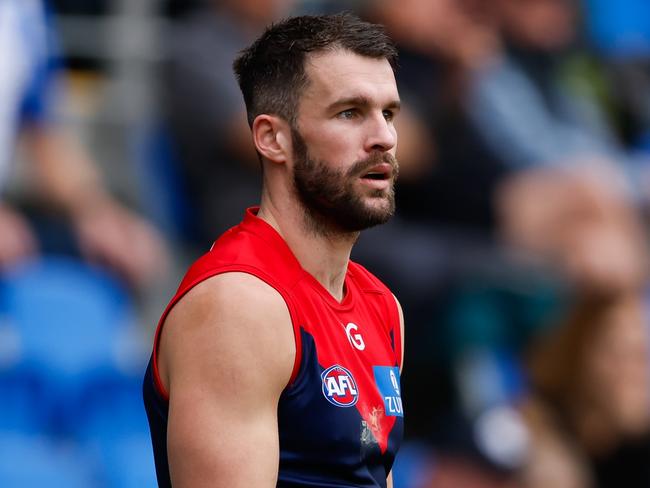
321,365,359,407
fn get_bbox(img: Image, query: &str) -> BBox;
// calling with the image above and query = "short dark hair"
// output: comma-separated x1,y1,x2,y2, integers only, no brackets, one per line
233,12,398,127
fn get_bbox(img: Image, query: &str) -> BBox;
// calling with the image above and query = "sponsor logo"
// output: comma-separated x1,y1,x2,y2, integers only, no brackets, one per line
344,322,365,351
373,366,403,417
321,365,359,407
389,368,400,395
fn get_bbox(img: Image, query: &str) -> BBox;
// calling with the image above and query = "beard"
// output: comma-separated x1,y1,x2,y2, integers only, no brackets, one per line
291,126,399,236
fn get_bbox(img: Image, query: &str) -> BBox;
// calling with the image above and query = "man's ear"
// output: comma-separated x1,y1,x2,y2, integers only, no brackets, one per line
252,115,290,164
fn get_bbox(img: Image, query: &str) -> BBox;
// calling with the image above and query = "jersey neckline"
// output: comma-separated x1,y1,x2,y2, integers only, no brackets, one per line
242,207,356,311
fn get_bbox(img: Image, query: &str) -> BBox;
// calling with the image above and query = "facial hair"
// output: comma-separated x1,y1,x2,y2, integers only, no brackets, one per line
291,126,399,236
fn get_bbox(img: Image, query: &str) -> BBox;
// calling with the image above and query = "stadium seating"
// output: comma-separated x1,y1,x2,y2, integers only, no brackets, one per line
0,256,156,486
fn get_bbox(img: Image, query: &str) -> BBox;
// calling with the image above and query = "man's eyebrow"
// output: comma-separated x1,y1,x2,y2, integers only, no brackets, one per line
385,99,401,111
327,96,401,111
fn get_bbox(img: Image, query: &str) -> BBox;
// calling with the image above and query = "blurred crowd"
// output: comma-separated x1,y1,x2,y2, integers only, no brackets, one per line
1,0,650,486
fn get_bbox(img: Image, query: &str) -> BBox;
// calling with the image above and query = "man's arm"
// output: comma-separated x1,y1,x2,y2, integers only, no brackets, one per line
158,272,296,487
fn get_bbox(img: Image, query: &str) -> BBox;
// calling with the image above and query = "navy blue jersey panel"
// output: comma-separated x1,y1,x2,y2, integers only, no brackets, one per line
277,329,388,488
143,357,171,488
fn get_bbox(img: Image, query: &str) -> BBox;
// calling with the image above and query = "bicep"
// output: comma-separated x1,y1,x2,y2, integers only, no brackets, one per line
167,386,280,487
162,273,295,487
167,383,282,487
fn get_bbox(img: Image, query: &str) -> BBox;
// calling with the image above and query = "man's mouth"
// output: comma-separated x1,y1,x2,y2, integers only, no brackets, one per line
363,172,387,180
361,163,393,181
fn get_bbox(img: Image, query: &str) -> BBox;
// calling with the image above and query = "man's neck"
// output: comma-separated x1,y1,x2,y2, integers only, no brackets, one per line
257,197,357,303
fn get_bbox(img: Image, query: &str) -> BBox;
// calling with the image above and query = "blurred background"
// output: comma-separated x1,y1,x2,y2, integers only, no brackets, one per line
1,0,650,486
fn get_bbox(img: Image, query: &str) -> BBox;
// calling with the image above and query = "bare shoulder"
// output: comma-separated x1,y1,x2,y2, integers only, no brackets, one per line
159,271,296,399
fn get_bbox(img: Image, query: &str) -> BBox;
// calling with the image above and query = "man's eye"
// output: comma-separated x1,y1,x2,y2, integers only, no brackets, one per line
338,109,356,119
383,110,395,121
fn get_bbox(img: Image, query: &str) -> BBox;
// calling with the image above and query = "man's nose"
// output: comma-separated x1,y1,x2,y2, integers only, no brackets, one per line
364,113,397,153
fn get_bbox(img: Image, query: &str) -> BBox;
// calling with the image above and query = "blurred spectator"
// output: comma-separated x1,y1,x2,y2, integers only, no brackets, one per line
522,292,650,487
1,3,166,486
472,0,649,295
496,167,648,296
365,1,650,486
161,0,296,249
0,0,168,288
466,0,630,171
372,0,649,294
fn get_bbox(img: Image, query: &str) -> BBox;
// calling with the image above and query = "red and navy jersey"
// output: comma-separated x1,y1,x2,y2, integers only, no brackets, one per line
143,208,404,487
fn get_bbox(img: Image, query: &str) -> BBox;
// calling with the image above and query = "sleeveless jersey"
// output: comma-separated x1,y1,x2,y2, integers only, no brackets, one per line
143,208,404,487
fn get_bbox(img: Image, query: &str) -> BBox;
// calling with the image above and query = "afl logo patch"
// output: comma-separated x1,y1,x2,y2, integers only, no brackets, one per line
321,365,359,407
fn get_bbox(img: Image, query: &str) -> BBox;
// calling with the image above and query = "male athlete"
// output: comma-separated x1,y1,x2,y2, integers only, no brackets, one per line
143,13,404,487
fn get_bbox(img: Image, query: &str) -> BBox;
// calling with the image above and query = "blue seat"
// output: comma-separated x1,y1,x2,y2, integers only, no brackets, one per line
0,433,95,488
77,367,157,487
0,256,158,485
0,367,49,434
1,256,132,372
88,433,158,488
0,256,139,435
